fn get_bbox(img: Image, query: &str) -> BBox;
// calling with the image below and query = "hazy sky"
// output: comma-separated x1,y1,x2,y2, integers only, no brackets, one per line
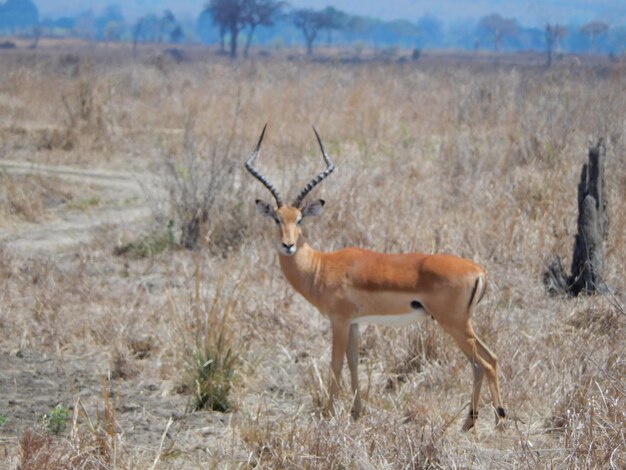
35,0,626,27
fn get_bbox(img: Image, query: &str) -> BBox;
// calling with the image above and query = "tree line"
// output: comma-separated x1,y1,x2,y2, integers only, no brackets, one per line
1,0,624,59
205,1,352,58
128,4,626,60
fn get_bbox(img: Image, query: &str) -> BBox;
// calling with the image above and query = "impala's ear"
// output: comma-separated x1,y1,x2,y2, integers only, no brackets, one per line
255,199,276,218
301,199,325,218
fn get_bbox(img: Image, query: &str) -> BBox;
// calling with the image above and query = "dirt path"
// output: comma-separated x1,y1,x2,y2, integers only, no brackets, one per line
0,161,241,466
0,160,157,253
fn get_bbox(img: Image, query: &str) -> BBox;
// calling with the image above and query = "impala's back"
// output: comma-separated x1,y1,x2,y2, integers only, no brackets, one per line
317,248,485,326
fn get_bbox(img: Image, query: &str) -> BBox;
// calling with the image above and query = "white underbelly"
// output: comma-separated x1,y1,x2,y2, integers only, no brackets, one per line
351,310,427,327
347,289,428,327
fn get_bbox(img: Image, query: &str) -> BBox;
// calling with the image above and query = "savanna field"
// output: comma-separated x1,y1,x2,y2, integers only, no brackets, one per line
0,42,625,468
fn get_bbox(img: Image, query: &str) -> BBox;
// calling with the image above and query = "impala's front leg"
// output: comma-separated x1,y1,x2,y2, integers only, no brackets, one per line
328,316,350,416
347,323,362,419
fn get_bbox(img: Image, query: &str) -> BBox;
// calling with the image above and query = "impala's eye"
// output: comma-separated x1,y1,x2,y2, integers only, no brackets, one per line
296,218,303,226
274,218,280,225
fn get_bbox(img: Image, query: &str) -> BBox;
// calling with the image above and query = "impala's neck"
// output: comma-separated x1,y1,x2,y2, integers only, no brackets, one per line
277,237,323,303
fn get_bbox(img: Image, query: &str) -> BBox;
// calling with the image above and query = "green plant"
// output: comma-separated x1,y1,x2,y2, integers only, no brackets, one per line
0,414,7,427
184,270,241,412
188,335,237,412
66,196,100,211
114,221,175,258
41,405,70,435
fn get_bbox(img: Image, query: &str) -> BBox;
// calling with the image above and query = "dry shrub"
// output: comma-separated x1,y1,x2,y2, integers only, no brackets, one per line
59,64,110,151
19,429,67,470
162,118,249,252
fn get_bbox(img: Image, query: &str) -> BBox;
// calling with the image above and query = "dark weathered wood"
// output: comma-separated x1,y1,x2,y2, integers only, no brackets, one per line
544,139,609,296
543,256,570,295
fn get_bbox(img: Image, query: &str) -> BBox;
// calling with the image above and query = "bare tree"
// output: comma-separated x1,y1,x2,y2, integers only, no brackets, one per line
242,0,285,58
292,8,326,55
170,25,184,43
478,13,517,52
321,6,348,47
159,10,176,43
580,21,609,53
29,25,42,49
133,14,160,56
545,23,568,66
206,0,284,59
206,0,247,59
218,22,226,52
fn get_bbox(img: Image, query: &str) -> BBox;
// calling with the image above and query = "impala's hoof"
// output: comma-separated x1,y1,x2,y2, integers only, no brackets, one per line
495,406,507,431
351,396,362,420
351,404,364,420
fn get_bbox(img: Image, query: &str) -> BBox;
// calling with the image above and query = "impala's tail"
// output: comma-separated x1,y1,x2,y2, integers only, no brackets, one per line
468,273,486,309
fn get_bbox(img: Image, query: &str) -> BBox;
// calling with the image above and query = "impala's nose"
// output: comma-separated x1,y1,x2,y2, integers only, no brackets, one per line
281,243,296,255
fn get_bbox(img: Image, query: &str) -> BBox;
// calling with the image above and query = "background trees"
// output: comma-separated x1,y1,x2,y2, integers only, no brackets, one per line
0,0,38,32
320,6,348,47
478,13,517,51
545,23,568,66
580,21,609,52
0,2,622,59
133,11,183,46
242,0,285,57
416,14,443,48
291,8,326,55
206,0,246,59
133,14,160,45
205,0,284,59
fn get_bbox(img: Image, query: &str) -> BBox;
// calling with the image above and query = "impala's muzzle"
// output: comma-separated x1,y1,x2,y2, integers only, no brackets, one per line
279,227,298,255
281,243,297,256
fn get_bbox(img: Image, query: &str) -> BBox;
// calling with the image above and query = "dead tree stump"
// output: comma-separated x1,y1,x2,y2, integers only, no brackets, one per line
543,139,609,296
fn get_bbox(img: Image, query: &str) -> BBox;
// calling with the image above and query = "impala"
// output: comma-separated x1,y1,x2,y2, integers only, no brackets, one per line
245,125,506,431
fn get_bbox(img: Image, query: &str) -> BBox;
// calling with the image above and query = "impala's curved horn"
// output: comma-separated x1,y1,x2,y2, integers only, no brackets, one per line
244,123,284,208
292,127,335,208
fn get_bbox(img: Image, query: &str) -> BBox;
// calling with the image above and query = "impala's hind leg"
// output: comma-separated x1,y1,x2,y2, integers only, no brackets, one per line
448,322,505,431
473,335,506,425
462,358,485,431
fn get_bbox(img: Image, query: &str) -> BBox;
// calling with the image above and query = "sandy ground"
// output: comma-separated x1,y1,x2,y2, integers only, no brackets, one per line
0,161,243,467
0,160,152,252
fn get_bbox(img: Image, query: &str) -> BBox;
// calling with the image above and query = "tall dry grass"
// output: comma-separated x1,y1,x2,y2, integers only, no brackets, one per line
0,47,624,468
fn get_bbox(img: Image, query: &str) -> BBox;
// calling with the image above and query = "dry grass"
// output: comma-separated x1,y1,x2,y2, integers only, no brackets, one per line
19,382,121,469
0,173,75,224
0,45,625,468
